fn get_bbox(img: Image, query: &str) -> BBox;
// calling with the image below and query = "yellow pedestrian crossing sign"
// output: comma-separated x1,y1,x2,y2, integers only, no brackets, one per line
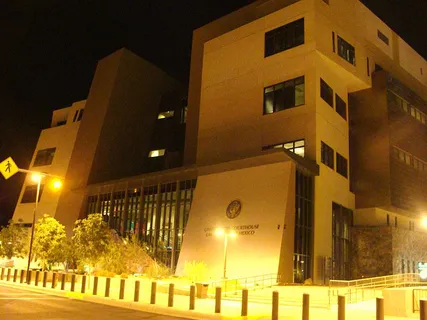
0,157,19,180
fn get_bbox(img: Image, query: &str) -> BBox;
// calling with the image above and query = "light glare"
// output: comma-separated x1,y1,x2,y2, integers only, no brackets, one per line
215,228,224,237
31,173,42,183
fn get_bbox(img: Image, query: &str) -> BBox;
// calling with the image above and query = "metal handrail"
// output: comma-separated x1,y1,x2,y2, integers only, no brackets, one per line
208,273,278,297
328,273,425,307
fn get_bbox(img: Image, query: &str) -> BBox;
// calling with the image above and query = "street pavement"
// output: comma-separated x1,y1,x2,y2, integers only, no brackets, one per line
0,284,190,320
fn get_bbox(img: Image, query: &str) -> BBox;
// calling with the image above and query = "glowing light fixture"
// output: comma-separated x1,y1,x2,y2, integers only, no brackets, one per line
422,217,427,228
52,179,62,190
31,172,42,183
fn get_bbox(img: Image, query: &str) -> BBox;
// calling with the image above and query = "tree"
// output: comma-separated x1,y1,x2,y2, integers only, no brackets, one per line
33,215,67,270
72,213,111,271
0,220,29,259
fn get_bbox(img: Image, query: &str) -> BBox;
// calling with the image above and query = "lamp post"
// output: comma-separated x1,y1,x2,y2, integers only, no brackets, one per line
215,228,237,279
25,172,62,284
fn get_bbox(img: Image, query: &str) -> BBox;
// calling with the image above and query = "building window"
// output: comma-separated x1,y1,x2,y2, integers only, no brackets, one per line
33,148,56,167
181,107,187,124
377,30,389,45
262,139,305,157
332,202,353,280
332,32,335,52
387,214,390,226
73,109,84,122
320,79,333,107
336,153,348,178
321,141,334,169
21,184,44,203
335,94,347,120
294,170,314,283
367,57,370,77
265,18,304,57
395,217,398,228
337,36,356,66
264,76,305,114
158,111,175,119
387,90,427,125
148,149,166,158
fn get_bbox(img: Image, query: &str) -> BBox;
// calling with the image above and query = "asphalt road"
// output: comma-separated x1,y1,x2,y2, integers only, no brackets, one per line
0,284,190,320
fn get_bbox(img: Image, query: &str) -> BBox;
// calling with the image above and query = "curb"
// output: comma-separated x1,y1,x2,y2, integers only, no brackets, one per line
0,281,248,320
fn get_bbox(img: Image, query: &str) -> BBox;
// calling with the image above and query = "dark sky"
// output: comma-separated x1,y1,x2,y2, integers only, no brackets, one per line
0,0,426,226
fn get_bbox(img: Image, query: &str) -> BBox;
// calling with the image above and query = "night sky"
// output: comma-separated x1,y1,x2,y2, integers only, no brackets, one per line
0,0,426,226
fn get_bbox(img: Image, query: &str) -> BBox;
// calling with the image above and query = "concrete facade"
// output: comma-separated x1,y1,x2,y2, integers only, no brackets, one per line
12,100,85,223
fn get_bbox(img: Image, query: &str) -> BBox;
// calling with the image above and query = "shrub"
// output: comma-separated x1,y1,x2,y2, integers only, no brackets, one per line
145,261,170,279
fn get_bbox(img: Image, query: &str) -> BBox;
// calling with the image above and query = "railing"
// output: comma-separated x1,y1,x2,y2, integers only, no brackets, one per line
329,273,425,307
208,273,278,297
413,288,427,312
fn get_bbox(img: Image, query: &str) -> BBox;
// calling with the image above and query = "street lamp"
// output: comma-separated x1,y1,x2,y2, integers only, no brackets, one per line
215,228,237,279
25,172,62,284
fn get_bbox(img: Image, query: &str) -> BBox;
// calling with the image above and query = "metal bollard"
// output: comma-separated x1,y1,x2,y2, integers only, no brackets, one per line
42,272,47,287
93,276,98,295
338,295,345,320
13,269,18,282
376,297,384,320
168,283,174,307
241,288,248,316
105,278,111,297
1,268,4,280
51,273,57,288
81,275,86,293
35,271,40,286
272,291,279,320
421,299,427,320
189,285,195,310
134,280,140,302
27,270,32,284
150,281,157,304
6,268,11,281
215,287,221,313
303,293,310,320
119,279,125,300
20,270,25,283
61,273,66,290
71,274,76,292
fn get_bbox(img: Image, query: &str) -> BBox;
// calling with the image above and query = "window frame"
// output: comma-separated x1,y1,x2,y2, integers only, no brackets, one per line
320,78,334,108
321,141,334,169
263,76,305,115
335,94,347,120
337,35,356,66
33,148,56,167
336,152,348,178
264,18,305,58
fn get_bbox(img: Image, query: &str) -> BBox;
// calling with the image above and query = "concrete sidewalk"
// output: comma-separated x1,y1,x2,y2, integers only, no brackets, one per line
0,277,420,319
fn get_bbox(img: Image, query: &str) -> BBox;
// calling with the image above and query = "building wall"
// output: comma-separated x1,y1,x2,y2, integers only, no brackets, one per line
55,49,183,233
12,101,85,223
351,226,393,279
349,72,391,209
176,155,296,281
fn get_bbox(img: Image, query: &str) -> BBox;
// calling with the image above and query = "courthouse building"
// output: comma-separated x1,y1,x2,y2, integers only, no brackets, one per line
13,0,427,283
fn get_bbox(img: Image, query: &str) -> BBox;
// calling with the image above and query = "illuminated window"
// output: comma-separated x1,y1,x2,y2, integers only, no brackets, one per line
148,149,166,158
264,76,305,114
33,148,56,167
265,18,304,57
337,36,356,66
262,139,305,157
157,111,175,119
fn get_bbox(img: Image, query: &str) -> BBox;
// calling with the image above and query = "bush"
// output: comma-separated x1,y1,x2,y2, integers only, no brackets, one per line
145,261,170,279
